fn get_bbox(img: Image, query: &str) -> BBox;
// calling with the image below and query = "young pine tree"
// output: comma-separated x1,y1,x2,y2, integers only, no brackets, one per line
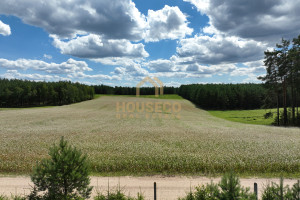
29,137,93,200
219,172,255,200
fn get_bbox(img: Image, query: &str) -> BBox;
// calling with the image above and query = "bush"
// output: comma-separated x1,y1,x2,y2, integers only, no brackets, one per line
194,182,220,200
219,172,256,200
179,172,256,200
94,189,144,200
261,178,300,200
29,137,93,200
291,180,300,199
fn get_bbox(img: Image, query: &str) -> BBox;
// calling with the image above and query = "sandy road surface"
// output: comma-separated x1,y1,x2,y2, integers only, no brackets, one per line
0,176,298,199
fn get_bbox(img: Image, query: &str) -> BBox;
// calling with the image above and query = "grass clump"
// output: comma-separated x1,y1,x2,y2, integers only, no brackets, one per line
0,195,26,200
94,190,144,200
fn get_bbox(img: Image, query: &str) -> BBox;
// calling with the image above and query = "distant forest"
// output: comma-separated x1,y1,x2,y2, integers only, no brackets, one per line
178,84,267,110
0,79,95,107
93,84,178,95
95,83,273,109
1,79,292,111
95,83,299,111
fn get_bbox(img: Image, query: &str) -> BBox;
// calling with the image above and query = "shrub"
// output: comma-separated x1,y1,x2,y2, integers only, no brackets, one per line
291,180,300,199
94,189,144,200
261,178,300,200
0,195,9,200
29,137,93,200
179,172,255,200
194,182,220,200
219,172,256,200
0,195,26,200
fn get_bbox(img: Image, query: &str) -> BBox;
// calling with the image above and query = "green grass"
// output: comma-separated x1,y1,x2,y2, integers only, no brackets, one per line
0,105,55,111
96,94,183,99
208,109,277,125
94,94,104,99
1,96,300,177
136,94,183,99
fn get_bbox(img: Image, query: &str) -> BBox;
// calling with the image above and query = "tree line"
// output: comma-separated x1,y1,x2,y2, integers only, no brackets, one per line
259,35,300,126
0,79,95,107
178,83,267,110
93,84,179,95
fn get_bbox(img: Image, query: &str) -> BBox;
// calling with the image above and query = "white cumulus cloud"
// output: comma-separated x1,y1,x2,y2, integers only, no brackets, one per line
184,0,300,43
0,20,11,36
52,34,149,59
43,54,52,59
0,70,70,82
0,58,92,75
145,5,193,42
0,0,146,40
176,34,267,65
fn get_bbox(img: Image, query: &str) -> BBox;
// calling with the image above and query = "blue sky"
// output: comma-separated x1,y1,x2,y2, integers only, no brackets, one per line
0,0,300,87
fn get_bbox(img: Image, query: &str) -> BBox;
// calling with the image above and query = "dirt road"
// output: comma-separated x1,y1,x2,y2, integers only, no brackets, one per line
0,176,298,199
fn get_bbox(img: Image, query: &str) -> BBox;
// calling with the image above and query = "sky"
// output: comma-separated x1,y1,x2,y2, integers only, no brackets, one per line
0,0,300,87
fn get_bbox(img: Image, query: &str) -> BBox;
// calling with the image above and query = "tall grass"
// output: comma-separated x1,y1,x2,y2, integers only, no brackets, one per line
0,96,300,176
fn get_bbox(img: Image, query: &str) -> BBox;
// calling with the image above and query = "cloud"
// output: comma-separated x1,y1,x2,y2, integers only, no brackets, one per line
52,34,149,59
0,58,92,75
71,71,118,81
145,5,193,42
151,71,211,79
176,34,267,65
43,54,52,59
185,63,236,75
0,59,119,83
0,1,193,43
184,0,300,43
141,57,237,79
93,57,149,79
230,60,265,77
0,70,70,82
0,0,146,40
164,81,182,87
113,63,148,77
0,1,196,63
147,59,176,72
92,57,143,66
0,20,11,36
183,0,210,14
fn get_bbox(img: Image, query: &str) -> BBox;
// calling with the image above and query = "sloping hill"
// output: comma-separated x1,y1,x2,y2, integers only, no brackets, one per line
0,96,300,176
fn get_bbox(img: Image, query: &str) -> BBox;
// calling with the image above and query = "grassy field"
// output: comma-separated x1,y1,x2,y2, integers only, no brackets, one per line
136,94,184,99
96,94,183,99
208,109,277,125
0,96,300,177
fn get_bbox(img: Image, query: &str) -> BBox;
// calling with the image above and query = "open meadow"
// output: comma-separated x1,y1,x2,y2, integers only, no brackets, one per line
0,96,300,177
208,109,278,125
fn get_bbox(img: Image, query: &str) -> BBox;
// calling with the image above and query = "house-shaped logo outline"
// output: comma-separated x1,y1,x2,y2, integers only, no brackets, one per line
136,77,164,97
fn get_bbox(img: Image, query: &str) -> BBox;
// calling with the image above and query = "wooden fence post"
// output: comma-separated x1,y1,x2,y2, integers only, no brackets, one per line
154,182,157,200
254,182,258,200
